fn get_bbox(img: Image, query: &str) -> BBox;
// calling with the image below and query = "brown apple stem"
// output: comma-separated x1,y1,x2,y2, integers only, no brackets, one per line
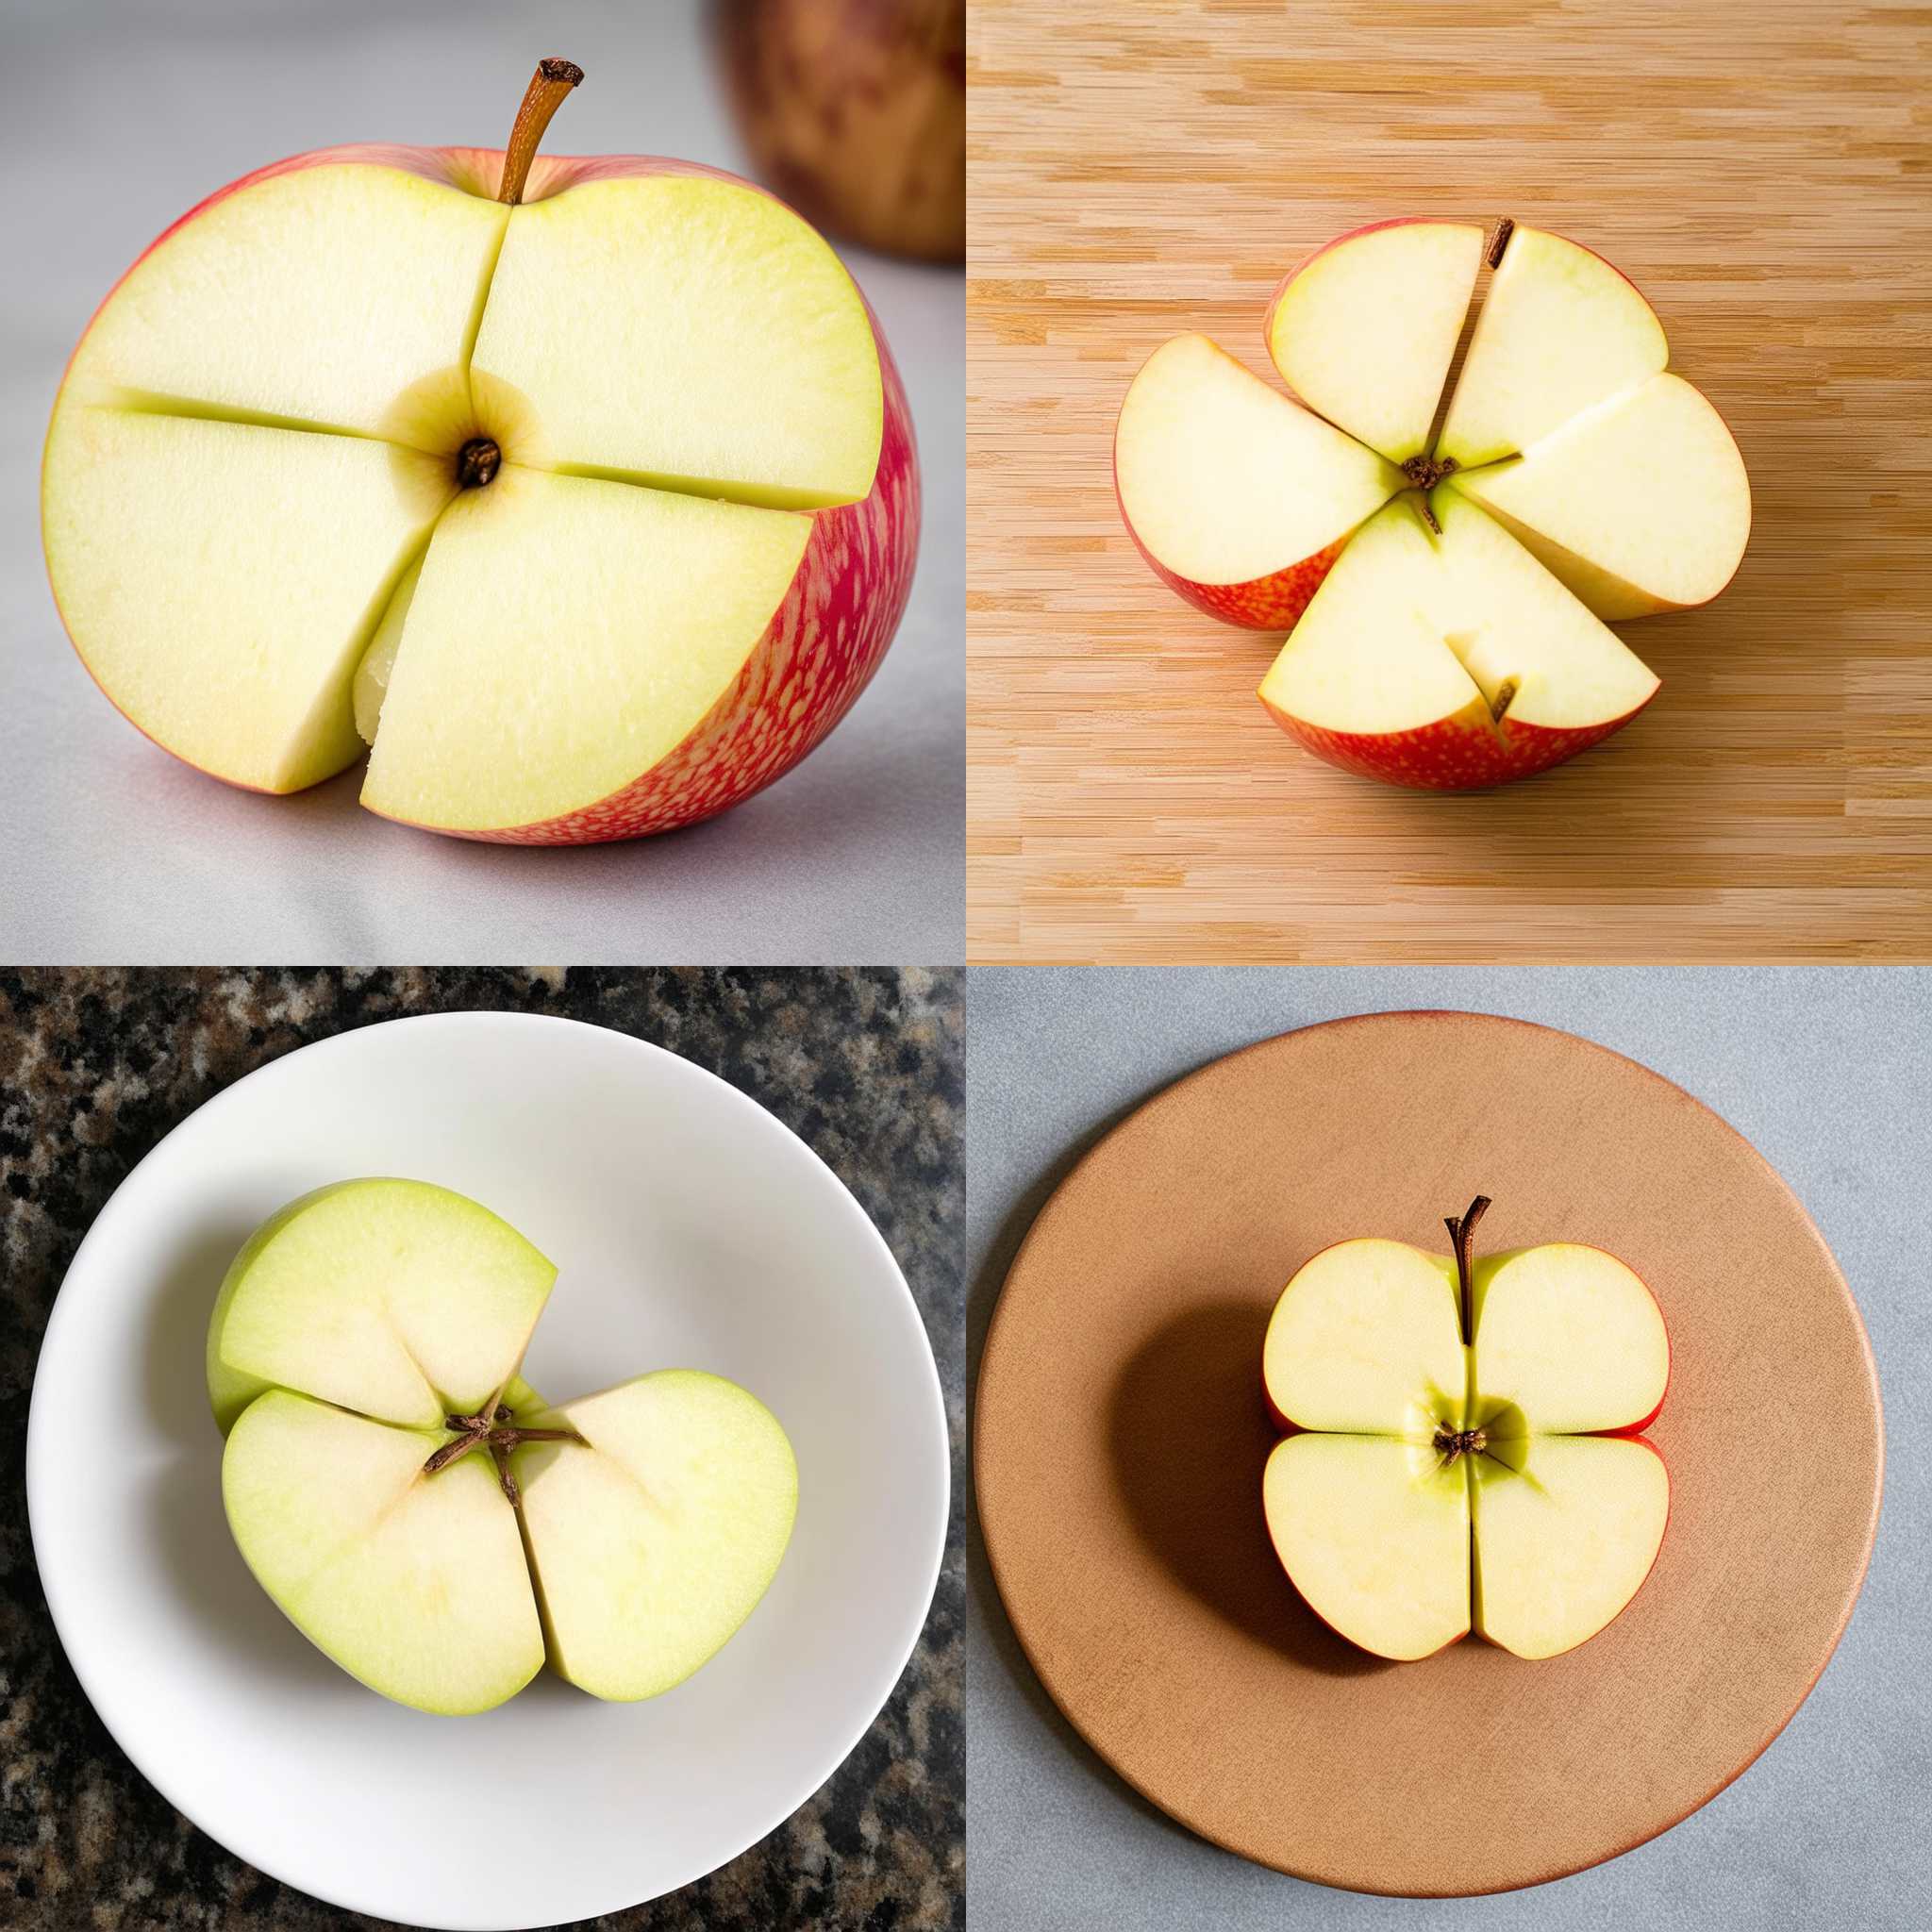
1433,1422,1489,1464
1401,455,1458,491
1487,216,1515,269
498,57,584,206
1443,1193,1491,1345
421,1410,579,1492
1488,678,1518,724
456,438,501,489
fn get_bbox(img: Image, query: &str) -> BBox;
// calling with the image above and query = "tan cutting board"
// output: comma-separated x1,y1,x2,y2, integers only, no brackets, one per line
967,0,1932,961
974,1012,1883,1895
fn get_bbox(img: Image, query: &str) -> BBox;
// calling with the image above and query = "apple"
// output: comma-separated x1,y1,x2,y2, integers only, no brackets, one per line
1261,1196,1670,1661
42,58,919,842
1116,215,1751,786
715,0,965,264
210,1179,796,1713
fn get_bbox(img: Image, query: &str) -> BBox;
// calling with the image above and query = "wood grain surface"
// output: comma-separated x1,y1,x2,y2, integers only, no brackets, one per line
966,0,1932,961
974,1011,1884,1893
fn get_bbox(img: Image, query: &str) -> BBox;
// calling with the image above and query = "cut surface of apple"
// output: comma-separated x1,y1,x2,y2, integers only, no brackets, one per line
210,1177,796,1714
1261,1196,1670,1660
42,59,919,841
1119,214,1751,786
1449,374,1752,619
1257,491,1658,790
1113,333,1402,629
1266,219,1485,464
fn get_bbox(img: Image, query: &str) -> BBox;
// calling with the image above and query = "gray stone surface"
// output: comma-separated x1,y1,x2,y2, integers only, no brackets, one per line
0,0,962,964
967,967,1931,1932
2,967,963,1929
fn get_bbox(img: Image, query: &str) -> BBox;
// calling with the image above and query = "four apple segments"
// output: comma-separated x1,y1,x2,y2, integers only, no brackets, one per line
209,1179,796,1715
1116,219,1752,786
1262,1238,1669,1660
42,160,885,819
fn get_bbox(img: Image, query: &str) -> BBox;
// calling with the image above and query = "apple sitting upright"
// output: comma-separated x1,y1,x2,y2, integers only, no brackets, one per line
1261,1197,1670,1660
1115,216,1750,788
42,58,919,842
209,1179,797,1713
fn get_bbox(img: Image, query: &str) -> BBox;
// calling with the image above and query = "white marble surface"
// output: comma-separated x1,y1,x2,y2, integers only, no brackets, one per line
1,0,962,963
968,966,1931,1932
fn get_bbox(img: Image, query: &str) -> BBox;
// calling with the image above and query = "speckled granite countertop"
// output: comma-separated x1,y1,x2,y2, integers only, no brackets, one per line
0,969,963,1931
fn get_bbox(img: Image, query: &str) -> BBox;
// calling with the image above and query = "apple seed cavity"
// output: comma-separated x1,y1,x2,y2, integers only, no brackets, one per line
422,1401,577,1505
456,437,502,490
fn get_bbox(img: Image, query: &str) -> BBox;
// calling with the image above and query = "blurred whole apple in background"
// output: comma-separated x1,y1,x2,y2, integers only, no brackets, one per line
715,0,965,262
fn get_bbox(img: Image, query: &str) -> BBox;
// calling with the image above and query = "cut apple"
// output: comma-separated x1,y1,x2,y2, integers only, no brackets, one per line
1435,222,1668,470
1113,333,1402,629
209,1178,796,1714
1266,219,1485,464
1257,491,1658,789
1119,214,1751,786
42,58,920,841
1449,374,1752,619
1261,1196,1670,1661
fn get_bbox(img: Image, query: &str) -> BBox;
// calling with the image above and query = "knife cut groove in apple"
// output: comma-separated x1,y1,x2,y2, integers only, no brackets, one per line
1262,1196,1670,1660
209,1180,797,1714
42,58,920,841
1118,215,1750,787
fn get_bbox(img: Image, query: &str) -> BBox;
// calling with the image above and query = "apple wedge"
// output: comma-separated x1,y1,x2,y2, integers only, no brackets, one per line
1266,218,1485,464
1258,491,1658,789
42,59,919,841
1450,374,1752,619
1435,221,1668,469
209,1179,796,1714
1113,333,1403,629
1261,1195,1671,1661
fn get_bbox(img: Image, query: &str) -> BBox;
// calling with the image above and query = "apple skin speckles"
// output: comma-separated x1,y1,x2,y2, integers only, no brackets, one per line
1121,520,1349,633
1261,691,1655,791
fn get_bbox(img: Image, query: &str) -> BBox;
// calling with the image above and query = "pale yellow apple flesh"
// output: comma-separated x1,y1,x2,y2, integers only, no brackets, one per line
1263,1435,1471,1659
42,152,884,820
1262,1221,1670,1661
1258,491,1657,739
358,466,812,832
223,1390,545,1715
1114,333,1401,588
206,1178,557,1433
1471,1243,1670,1433
1436,224,1669,468
1268,221,1485,463
1449,374,1752,618
513,1370,799,1701
1472,1435,1669,1659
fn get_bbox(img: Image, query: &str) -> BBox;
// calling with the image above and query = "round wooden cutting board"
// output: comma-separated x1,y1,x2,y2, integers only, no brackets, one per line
974,1011,1883,1897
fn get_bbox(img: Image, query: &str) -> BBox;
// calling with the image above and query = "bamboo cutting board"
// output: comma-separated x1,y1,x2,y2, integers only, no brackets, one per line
966,0,1932,961
974,1012,1883,1892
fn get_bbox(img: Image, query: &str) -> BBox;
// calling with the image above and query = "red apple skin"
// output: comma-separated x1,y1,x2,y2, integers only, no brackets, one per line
45,144,918,839
1259,687,1656,791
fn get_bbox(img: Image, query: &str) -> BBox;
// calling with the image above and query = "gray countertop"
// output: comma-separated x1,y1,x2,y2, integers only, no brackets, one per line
967,967,1930,1932
0,0,962,964
2,967,964,1930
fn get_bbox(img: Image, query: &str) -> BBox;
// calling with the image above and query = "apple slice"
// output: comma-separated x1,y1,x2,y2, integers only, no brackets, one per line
1263,1434,1471,1660
1261,1237,1463,1437
1470,1242,1670,1435
1114,333,1403,628
206,1178,557,1432
1471,1434,1670,1659
223,1390,545,1713
1265,219,1484,464
1436,221,1669,468
1257,491,1658,788
1449,373,1751,619
513,1371,798,1700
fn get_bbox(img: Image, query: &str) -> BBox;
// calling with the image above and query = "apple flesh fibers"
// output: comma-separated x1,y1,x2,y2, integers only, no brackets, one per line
1261,1196,1670,1661
42,58,919,841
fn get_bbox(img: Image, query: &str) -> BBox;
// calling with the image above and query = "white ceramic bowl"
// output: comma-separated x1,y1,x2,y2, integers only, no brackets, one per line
27,1011,949,1929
